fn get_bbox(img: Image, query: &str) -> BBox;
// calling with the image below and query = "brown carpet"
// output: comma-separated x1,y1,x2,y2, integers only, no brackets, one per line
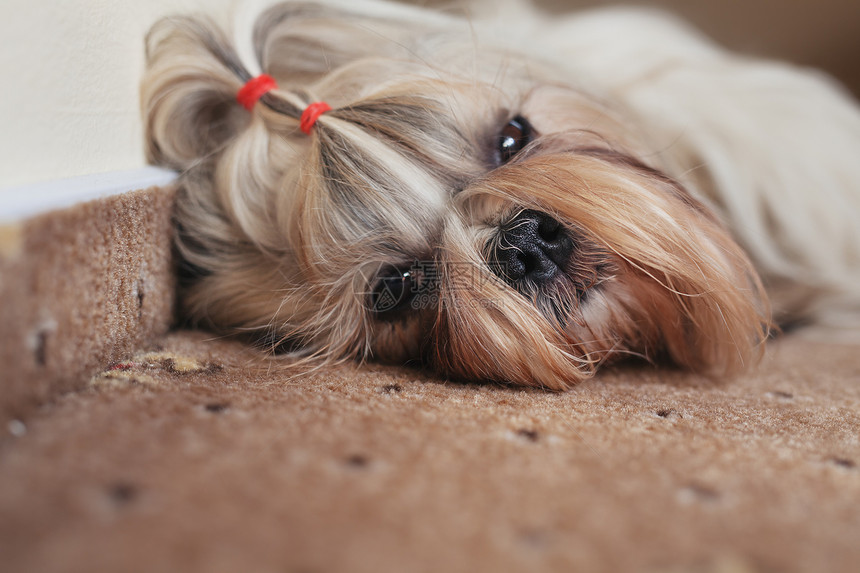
1,185,860,573
0,185,177,426
1,330,859,573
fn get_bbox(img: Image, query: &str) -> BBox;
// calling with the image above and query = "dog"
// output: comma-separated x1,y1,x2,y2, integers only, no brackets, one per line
141,0,860,389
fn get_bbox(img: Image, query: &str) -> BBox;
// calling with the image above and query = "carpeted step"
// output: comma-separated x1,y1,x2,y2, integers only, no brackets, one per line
0,185,177,426
1,330,858,572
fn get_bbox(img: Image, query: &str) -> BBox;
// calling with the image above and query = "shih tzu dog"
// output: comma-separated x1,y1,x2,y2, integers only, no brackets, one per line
141,0,860,389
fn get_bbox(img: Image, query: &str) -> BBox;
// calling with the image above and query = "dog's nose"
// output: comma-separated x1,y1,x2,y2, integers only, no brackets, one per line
492,210,574,285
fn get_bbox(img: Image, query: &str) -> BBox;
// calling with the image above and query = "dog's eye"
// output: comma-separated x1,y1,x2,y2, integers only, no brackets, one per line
370,269,415,316
497,115,534,164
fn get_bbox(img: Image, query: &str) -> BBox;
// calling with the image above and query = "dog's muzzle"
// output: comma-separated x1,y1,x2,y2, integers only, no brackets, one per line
491,210,574,287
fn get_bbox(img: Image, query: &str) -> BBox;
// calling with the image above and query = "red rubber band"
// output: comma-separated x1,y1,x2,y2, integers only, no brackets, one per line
300,101,332,135
237,74,277,110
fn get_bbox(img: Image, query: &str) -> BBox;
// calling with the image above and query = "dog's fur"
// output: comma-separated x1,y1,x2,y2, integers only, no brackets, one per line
141,0,860,389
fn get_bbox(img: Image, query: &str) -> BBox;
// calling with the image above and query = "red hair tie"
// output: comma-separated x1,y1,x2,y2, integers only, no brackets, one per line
300,101,332,135
237,74,277,110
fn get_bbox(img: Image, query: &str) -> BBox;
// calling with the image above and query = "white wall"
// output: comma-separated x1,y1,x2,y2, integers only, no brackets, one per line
0,0,246,190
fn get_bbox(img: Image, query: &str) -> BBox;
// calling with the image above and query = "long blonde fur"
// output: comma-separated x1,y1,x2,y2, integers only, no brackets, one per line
141,0,860,388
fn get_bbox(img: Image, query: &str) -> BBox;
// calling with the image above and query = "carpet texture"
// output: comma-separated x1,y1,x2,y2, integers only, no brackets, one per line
1,329,858,573
0,185,177,427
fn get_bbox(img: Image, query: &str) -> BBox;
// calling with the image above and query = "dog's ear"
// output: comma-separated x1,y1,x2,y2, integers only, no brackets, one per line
142,16,252,170
253,1,459,87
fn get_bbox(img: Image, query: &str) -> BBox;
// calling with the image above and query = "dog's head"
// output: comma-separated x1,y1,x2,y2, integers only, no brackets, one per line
142,1,769,389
